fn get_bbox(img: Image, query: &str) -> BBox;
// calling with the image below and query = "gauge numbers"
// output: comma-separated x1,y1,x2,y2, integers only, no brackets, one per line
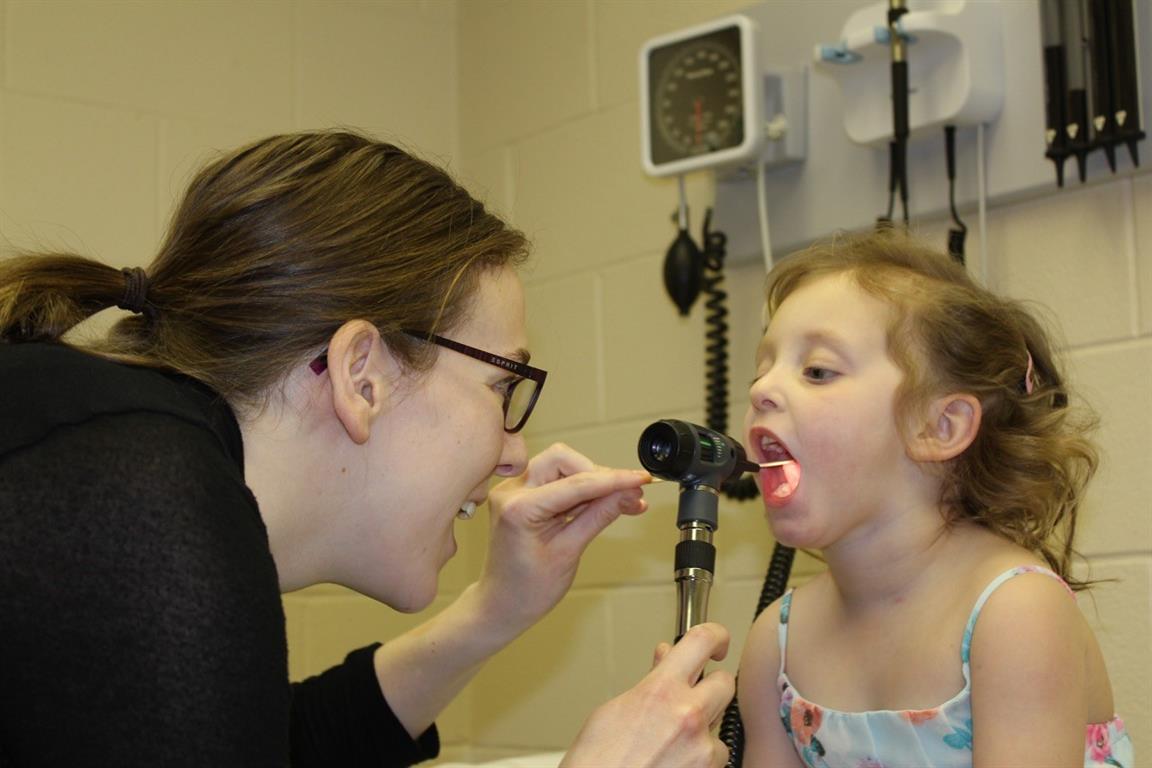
648,25,745,166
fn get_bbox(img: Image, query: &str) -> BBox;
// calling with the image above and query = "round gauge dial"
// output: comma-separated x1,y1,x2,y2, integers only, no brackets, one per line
647,25,745,166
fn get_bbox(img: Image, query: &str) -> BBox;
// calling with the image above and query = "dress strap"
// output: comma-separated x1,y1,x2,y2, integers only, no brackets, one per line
777,589,794,676
960,565,1072,668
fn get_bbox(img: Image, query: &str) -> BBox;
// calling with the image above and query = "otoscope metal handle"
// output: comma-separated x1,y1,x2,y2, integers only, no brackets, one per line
675,520,715,642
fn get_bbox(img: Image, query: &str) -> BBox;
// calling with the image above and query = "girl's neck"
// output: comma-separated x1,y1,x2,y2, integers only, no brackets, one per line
822,506,966,612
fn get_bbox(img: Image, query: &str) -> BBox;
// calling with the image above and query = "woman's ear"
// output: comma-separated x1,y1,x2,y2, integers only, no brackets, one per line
326,320,390,444
908,393,982,463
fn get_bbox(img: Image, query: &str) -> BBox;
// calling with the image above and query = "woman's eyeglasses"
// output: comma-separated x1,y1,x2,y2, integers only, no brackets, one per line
308,330,547,434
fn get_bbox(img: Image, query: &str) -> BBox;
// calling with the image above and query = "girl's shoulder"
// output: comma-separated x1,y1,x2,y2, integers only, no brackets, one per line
743,571,833,663
746,571,833,627
959,540,1105,701
963,555,1117,752
965,556,1088,652
745,592,787,653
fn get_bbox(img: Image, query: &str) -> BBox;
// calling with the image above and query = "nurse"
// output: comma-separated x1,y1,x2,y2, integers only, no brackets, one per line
0,130,734,767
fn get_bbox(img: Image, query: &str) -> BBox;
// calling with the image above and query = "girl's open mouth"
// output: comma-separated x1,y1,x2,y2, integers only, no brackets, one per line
758,433,801,507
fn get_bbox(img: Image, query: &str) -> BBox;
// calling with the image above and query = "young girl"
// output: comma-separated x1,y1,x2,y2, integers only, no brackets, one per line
738,231,1133,768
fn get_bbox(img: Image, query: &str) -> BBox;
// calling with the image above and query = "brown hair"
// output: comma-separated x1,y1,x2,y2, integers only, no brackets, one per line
766,229,1099,589
0,130,529,413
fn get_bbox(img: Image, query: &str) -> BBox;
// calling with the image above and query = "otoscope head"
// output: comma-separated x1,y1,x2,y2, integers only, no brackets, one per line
638,419,758,490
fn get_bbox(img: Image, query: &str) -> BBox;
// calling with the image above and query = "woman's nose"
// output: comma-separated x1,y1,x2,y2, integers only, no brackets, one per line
494,431,529,477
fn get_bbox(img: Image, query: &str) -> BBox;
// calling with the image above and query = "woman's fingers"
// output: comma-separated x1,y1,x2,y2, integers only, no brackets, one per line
649,623,735,729
694,667,737,727
712,738,732,768
500,468,652,524
656,623,731,681
521,442,596,484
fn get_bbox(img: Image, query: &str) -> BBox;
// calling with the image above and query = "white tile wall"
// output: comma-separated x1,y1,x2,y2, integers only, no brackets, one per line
1,91,158,262
513,103,717,283
469,590,615,750
986,181,1136,345
457,0,594,160
1069,341,1152,556
5,0,295,124
1078,558,1152,739
295,0,458,160
1134,175,1152,334
522,271,603,433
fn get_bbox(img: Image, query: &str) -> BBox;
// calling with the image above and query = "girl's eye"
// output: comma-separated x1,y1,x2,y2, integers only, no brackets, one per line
803,366,837,383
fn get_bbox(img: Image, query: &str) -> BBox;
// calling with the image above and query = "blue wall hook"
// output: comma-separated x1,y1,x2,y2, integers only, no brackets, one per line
874,23,917,46
818,42,862,64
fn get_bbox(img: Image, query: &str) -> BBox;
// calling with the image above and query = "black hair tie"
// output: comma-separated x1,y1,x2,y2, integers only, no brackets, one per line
118,267,151,315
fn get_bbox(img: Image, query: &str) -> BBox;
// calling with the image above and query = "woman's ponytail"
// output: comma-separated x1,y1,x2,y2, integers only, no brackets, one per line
3,130,529,413
0,253,130,342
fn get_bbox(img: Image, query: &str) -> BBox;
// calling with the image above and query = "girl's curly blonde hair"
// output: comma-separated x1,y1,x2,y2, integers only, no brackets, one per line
766,229,1099,589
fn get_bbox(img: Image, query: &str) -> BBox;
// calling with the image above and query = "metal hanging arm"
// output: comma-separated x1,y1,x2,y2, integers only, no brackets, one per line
889,0,910,223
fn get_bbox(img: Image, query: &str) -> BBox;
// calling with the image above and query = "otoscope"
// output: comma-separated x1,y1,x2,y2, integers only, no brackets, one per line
638,419,760,642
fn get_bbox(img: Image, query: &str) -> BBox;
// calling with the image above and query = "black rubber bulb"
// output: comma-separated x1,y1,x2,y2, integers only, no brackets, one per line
664,228,703,316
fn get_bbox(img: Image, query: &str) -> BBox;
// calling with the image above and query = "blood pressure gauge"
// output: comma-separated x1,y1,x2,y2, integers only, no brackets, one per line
640,15,764,177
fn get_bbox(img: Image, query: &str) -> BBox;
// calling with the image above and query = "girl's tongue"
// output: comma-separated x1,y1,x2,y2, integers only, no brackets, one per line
761,461,801,507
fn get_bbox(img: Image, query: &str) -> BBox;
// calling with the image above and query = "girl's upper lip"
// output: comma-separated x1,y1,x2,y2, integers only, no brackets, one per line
747,426,792,462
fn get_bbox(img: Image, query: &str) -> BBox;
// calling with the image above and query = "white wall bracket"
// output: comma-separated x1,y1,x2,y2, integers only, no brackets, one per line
745,67,808,174
814,0,1005,146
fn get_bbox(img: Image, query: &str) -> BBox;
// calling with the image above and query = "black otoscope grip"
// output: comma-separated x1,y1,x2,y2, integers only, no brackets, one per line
675,537,717,573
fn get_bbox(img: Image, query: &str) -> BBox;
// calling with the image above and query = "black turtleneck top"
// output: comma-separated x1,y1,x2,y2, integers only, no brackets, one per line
0,343,438,766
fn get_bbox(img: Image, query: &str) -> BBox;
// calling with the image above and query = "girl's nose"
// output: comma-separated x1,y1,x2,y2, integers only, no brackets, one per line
748,374,780,412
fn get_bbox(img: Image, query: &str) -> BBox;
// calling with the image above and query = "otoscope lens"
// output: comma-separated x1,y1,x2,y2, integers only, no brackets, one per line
650,438,673,463
639,420,683,474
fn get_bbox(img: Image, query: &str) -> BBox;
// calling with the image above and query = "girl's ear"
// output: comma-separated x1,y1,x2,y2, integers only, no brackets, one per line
908,393,982,463
326,320,391,445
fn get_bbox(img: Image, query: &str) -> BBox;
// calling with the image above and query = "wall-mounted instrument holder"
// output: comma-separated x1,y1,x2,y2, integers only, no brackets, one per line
702,0,1151,266
814,0,1005,146
1041,0,1145,186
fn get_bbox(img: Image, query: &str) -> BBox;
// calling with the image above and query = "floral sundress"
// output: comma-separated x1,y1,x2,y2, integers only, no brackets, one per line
774,566,1134,768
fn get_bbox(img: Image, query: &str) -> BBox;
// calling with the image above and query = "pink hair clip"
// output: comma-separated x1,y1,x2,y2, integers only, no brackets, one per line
1024,351,1035,395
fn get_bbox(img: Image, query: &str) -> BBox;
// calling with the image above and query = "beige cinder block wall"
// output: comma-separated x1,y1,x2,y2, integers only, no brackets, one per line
452,0,1151,762
0,0,483,759
3,0,1148,764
